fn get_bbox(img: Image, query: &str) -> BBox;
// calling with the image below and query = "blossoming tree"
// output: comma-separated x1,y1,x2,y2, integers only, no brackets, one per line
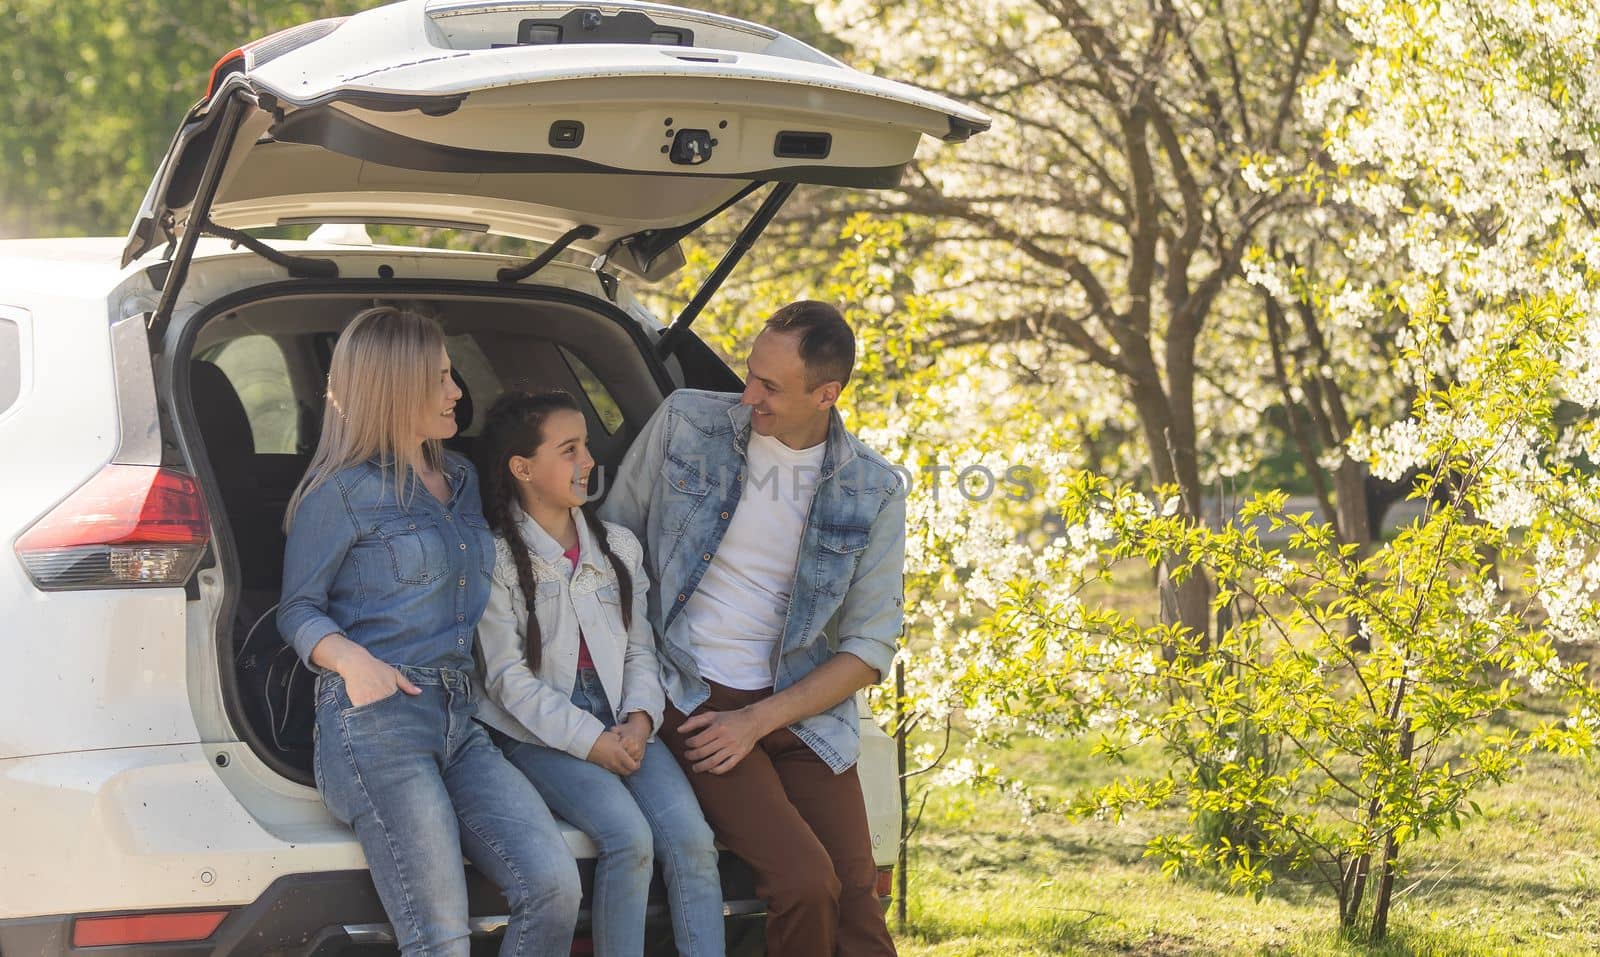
804,0,1351,636
928,0,1600,940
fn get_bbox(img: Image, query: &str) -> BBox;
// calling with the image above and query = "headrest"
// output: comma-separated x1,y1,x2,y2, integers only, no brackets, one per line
191,359,255,470
452,368,473,434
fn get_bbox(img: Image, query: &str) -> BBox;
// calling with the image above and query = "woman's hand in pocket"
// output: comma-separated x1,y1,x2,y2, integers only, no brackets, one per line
313,634,422,708
343,659,422,708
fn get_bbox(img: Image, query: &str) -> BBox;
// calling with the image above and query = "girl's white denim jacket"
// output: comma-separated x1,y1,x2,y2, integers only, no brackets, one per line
472,503,666,760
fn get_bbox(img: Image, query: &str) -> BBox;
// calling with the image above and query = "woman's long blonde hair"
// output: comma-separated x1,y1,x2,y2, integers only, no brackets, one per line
284,305,449,530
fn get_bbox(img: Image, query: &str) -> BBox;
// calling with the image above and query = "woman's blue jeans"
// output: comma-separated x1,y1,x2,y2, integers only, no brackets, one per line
314,666,581,957
496,667,726,957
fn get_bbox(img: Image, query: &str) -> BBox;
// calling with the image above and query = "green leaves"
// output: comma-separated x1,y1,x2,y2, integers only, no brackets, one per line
954,421,1600,936
0,0,361,237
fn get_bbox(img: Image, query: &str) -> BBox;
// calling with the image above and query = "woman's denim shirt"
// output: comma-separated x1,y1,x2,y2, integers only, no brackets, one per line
278,452,497,673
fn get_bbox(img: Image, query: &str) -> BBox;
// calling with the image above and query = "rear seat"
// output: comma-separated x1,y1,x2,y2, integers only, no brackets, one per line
192,359,316,777
191,360,296,592
192,347,619,781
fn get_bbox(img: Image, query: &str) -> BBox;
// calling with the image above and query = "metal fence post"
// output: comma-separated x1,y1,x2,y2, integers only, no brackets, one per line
895,657,908,934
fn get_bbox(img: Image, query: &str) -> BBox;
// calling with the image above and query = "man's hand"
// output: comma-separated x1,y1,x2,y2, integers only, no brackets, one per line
679,707,771,775
613,711,652,762
676,656,879,774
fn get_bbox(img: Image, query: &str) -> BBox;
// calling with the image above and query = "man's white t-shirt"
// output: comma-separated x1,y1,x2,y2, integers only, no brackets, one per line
683,430,826,690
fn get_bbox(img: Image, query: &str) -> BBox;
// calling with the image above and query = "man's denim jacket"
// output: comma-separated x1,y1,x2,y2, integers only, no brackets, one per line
599,389,906,773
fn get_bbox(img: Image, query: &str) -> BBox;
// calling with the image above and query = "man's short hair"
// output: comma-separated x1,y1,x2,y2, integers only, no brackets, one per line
764,300,855,390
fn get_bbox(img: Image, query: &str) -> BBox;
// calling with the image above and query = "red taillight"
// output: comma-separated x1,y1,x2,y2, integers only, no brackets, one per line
876,866,894,898
14,465,210,590
73,909,229,947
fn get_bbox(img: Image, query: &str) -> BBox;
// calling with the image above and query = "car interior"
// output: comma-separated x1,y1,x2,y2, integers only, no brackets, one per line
185,294,670,783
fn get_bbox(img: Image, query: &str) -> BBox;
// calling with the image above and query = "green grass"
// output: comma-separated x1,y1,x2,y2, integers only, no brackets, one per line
887,547,1600,954
891,734,1600,955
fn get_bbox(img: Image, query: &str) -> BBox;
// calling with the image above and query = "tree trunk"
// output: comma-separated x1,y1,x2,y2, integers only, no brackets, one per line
1334,459,1373,546
1131,379,1212,643
1338,854,1360,928
1370,721,1413,939
1366,469,1420,535
1343,850,1371,930
1334,459,1375,650
1370,832,1400,939
1157,566,1212,649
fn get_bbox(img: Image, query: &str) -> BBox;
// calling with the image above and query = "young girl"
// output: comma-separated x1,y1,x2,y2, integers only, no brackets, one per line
473,391,725,957
278,307,580,957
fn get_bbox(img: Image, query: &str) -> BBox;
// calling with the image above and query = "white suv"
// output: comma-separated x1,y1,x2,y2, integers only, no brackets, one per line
0,2,986,954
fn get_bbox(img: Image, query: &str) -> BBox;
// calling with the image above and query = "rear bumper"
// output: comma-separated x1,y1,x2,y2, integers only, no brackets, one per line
0,860,770,957
2,741,897,956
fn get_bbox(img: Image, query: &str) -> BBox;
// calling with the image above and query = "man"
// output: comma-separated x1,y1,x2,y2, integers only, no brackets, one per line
600,300,904,957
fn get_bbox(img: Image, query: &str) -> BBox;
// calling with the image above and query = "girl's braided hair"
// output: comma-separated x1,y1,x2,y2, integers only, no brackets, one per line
475,390,632,672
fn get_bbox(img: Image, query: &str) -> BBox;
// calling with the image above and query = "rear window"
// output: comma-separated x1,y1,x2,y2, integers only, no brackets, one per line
205,335,299,454
559,346,625,435
0,307,25,417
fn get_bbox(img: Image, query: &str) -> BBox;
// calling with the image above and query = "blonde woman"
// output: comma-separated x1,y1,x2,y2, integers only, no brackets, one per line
278,306,579,957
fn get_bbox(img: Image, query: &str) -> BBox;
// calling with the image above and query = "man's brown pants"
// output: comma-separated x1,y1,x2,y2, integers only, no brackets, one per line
659,681,897,957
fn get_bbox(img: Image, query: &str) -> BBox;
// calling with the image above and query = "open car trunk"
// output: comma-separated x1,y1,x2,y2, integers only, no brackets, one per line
131,1,988,784
125,0,989,349
172,279,694,784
